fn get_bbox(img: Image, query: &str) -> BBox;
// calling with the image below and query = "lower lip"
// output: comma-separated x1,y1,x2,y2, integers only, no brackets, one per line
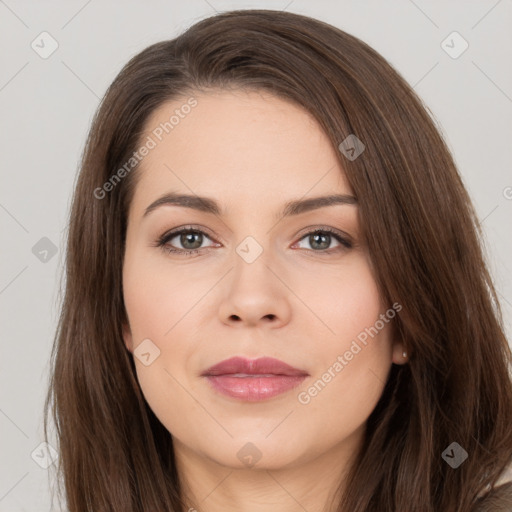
204,375,307,401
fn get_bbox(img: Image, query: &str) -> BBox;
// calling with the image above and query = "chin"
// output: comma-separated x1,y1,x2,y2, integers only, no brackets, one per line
203,435,309,471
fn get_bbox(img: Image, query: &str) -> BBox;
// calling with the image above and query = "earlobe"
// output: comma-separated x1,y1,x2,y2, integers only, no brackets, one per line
392,342,409,365
122,323,133,353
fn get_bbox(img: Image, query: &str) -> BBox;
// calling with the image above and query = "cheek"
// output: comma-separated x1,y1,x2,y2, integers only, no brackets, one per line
310,255,386,345
122,246,209,343
121,245,209,430
295,258,393,437
122,238,394,461
122,251,199,439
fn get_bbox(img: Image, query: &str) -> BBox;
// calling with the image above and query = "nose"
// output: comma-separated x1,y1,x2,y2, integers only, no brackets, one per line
218,248,292,328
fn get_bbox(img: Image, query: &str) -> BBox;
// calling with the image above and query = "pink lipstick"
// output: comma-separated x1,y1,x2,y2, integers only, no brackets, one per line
201,356,308,402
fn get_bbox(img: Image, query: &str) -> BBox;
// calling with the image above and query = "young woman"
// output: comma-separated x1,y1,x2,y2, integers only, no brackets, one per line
44,9,512,512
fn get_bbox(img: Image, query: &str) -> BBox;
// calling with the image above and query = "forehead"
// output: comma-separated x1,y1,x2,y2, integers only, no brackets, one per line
129,89,352,220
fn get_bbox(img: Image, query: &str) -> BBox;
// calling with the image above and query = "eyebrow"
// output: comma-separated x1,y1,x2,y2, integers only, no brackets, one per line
143,192,357,220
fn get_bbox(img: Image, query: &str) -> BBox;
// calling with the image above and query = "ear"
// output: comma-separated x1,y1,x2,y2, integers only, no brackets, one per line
391,340,409,365
122,322,134,353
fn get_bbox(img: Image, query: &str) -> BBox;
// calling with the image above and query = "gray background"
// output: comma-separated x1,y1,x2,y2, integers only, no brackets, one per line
1,1,511,510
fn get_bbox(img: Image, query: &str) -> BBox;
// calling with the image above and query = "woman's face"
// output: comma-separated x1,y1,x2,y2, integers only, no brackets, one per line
122,89,405,474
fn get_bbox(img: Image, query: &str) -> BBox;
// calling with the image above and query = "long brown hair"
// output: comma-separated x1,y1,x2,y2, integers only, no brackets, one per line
44,9,512,511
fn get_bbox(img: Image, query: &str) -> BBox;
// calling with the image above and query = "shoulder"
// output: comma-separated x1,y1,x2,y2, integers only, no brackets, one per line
480,463,512,496
473,482,512,512
496,463,512,487
474,464,512,512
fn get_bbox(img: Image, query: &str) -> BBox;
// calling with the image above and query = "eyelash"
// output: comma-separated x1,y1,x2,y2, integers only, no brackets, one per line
154,225,353,258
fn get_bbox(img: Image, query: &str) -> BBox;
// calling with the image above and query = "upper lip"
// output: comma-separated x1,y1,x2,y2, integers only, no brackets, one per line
201,356,309,377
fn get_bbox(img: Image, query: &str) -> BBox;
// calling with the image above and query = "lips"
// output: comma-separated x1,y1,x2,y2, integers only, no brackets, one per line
201,356,308,401
202,356,308,377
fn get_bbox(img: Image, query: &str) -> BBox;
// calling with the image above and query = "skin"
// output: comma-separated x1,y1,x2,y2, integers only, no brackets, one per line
122,89,407,512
